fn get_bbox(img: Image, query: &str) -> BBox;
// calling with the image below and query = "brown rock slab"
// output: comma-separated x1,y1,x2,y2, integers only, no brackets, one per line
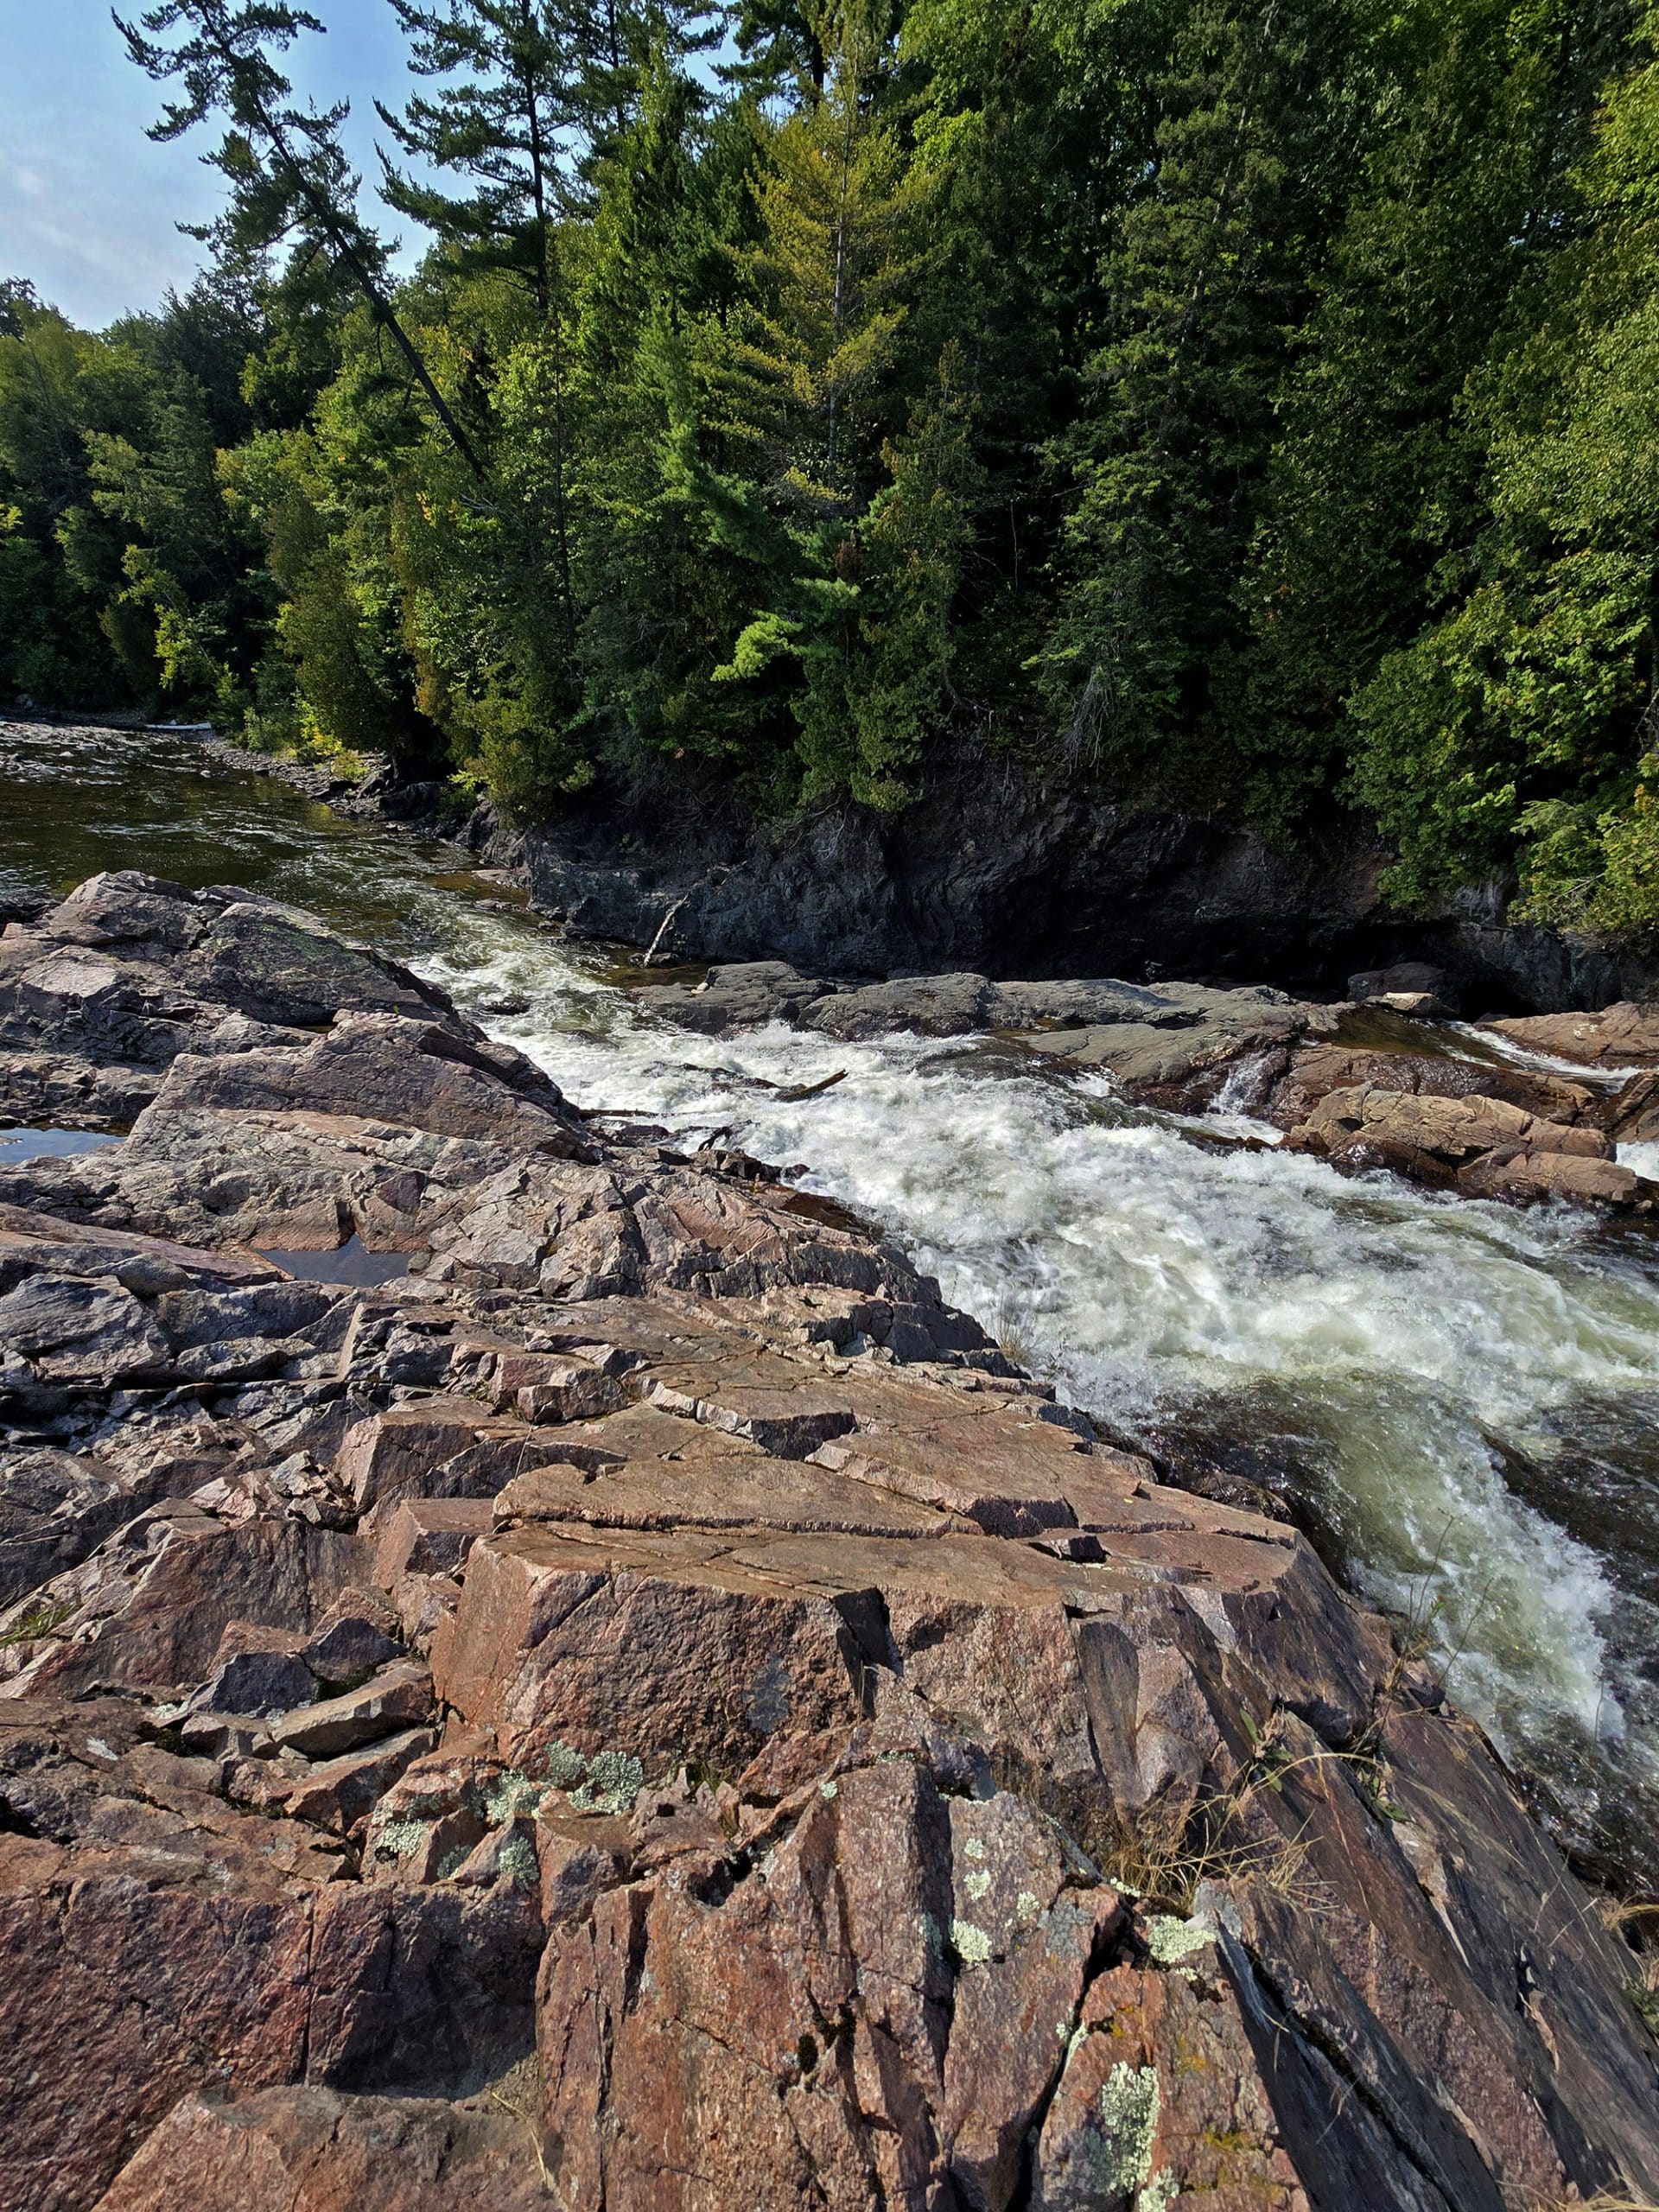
1484,1000,1659,1066
370,1495,494,1585
270,1661,433,1758
1459,1147,1643,1205
643,1348,860,1454
493,1451,963,1539
95,2085,550,2212
276,1726,438,1834
336,1399,538,1513
0,1508,359,1700
538,1754,1122,2212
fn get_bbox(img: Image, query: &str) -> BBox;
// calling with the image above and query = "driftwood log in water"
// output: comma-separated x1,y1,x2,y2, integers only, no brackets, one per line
0,873,1657,2210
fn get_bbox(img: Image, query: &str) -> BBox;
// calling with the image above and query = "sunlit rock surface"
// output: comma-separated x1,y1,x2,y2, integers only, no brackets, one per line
0,876,1656,2209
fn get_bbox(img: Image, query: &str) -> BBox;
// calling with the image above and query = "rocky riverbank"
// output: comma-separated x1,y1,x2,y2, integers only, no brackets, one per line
639,958,1659,1211
510,768,1659,1012
29,713,1654,1014
2,870,1658,2209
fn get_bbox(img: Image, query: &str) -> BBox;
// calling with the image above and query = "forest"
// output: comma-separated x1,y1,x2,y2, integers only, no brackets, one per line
4,0,1659,931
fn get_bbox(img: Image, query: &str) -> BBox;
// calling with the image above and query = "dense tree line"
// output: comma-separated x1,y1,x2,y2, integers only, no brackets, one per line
4,0,1659,930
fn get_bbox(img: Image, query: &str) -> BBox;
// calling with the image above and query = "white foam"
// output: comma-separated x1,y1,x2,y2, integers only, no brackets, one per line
416,927,1659,1789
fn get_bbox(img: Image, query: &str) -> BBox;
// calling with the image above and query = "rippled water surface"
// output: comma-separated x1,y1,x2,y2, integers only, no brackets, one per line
8,718,1659,1875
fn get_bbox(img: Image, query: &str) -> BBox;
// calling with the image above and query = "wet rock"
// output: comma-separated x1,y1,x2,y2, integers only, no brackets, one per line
1298,1084,1608,1163
1484,999,1659,1066
1608,1066,1659,1142
1282,1079,1656,1205
641,959,831,1033
1268,1037,1602,1132
639,963,1330,1106
1459,1147,1644,1205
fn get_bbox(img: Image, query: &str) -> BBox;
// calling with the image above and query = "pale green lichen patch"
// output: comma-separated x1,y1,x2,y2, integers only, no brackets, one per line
435,1843,471,1881
494,1834,539,1889
819,1779,839,1800
1136,2167,1180,2212
371,1813,431,1861
538,1740,644,1815
1095,2062,1161,2196
1146,1912,1215,1966
543,1741,589,1790
483,1769,546,1823
950,1918,994,1967
964,1868,992,1902
963,1837,986,1861
1016,1889,1040,1921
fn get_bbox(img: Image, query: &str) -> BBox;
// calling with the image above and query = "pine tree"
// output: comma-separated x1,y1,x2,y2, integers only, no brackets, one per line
1039,0,1355,794
715,8,928,517
376,1,577,312
117,0,483,474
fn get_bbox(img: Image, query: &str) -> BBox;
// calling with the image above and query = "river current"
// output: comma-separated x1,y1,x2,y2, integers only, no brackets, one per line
7,718,1659,1879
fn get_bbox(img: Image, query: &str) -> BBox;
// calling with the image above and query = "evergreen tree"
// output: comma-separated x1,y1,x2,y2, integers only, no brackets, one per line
377,1,578,310
117,0,483,472
1039,0,1357,797
1347,4,1659,926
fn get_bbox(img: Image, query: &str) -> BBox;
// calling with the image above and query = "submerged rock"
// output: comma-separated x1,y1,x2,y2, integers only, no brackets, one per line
0,880,1655,2209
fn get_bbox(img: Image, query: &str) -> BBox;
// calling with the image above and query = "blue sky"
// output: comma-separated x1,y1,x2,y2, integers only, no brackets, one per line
0,0,423,327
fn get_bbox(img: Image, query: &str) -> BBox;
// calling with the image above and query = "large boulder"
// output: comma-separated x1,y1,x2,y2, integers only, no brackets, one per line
1483,1000,1659,1067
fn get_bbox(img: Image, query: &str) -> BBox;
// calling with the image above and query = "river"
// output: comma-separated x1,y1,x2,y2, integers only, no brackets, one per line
6,716,1659,1882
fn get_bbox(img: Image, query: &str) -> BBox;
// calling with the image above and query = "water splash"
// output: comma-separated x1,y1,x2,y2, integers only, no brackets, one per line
7,719,1659,1866
421,925,1659,1857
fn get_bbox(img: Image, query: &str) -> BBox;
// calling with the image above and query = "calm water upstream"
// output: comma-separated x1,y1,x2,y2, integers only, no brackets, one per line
8,717,1659,1878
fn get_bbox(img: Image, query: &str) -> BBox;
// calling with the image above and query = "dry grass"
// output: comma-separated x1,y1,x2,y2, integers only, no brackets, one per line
1100,1711,1326,1916
1596,1897,1659,2041
1524,2194,1659,2210
486,2056,561,2200
990,1289,1043,1376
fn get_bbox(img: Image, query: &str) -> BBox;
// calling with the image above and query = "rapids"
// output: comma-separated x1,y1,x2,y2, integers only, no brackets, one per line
7,716,1659,1877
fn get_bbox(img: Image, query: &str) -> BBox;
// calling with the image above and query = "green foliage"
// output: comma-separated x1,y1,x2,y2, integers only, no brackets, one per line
5,0,1659,940
1347,6,1659,925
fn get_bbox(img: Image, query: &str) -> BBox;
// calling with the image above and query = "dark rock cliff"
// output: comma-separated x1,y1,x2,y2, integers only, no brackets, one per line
508,769,1659,1013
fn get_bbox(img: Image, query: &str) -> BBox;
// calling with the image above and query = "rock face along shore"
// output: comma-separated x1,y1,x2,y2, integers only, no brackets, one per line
2,874,1658,2212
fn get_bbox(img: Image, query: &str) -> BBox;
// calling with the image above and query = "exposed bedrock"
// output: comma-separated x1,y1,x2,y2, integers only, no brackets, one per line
0,874,1656,2209
512,773,1659,1012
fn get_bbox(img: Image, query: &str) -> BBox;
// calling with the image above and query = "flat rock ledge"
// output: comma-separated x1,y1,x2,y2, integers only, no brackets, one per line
1,875,1656,2212
640,961,1659,1208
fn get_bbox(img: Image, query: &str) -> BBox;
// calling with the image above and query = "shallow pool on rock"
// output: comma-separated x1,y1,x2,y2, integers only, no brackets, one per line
0,1128,123,1164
